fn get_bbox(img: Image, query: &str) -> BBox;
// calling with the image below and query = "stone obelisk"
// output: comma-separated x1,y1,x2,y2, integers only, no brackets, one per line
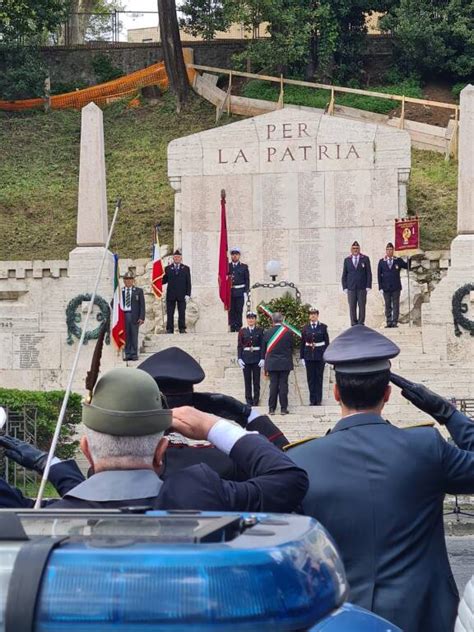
421,85,474,362
69,102,113,279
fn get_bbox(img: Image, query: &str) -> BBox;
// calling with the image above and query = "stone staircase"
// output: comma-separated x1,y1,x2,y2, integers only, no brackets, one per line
131,325,472,443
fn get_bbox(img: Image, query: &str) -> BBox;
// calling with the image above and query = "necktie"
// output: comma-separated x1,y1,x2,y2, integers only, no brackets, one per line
126,289,131,308
353,256,359,268
174,265,179,274
388,258,393,269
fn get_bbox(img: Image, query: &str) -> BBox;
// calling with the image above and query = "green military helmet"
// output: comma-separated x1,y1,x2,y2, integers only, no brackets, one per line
83,367,172,436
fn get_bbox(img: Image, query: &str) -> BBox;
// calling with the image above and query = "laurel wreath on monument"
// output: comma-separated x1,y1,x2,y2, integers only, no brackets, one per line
452,283,474,337
66,294,111,345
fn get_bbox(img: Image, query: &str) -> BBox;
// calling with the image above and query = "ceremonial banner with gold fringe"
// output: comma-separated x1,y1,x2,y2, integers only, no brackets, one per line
151,226,164,299
218,190,232,311
394,217,421,256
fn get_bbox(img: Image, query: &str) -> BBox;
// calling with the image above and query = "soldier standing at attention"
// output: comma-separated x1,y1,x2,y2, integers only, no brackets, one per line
163,249,192,334
122,271,145,361
229,247,250,332
237,311,265,406
300,308,330,406
341,241,372,326
377,242,408,328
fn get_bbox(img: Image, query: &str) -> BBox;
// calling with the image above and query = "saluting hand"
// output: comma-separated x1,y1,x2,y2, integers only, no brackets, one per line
171,406,218,440
390,373,456,425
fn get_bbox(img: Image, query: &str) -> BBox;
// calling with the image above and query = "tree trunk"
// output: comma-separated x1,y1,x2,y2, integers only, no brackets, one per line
157,0,190,112
68,0,97,45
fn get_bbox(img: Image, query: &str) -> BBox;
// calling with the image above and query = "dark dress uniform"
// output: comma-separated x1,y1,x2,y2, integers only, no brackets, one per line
341,254,372,325
52,434,308,513
228,262,250,332
122,285,145,360
300,322,329,405
163,263,192,333
262,325,294,413
237,326,264,405
377,256,408,327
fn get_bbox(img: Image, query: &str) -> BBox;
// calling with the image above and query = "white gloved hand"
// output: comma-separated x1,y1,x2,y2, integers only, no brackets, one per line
244,293,248,303
238,359,245,369
185,295,190,303
258,359,265,369
379,289,384,294
300,359,305,367
366,288,371,292
343,289,348,294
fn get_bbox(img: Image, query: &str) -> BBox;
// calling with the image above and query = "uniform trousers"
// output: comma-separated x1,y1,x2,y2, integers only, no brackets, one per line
268,371,289,412
305,361,325,405
229,295,244,332
383,290,401,325
243,363,261,405
166,298,186,333
347,289,367,325
124,312,139,359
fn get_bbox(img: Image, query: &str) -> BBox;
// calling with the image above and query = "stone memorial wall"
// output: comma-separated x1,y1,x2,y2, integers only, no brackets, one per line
168,108,411,332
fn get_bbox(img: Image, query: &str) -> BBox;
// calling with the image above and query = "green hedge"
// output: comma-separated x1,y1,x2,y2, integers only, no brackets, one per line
0,389,82,459
242,79,423,115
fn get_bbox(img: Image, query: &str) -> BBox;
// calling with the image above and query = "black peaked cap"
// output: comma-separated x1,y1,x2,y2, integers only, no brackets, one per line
138,347,205,391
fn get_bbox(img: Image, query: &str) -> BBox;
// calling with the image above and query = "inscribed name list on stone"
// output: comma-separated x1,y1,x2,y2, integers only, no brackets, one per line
168,108,411,331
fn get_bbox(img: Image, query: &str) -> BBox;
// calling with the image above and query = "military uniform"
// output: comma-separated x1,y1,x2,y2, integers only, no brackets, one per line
237,315,264,405
300,317,329,405
121,272,145,361
377,253,408,327
341,242,372,325
288,325,474,632
51,367,307,512
228,254,250,332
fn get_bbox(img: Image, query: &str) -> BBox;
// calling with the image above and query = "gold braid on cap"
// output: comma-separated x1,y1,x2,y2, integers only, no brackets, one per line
85,318,109,403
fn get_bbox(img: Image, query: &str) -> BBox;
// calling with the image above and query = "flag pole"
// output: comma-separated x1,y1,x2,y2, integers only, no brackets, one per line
407,256,411,327
34,198,122,509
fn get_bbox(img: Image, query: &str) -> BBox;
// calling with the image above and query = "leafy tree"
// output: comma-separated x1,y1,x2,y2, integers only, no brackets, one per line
0,47,48,99
381,0,474,79
158,0,190,111
0,0,68,42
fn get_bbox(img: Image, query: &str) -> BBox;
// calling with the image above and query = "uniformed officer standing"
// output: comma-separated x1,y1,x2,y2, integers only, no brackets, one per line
228,247,250,332
262,312,294,415
341,241,372,326
377,242,408,328
122,271,145,361
288,324,474,632
52,368,307,512
163,249,192,334
300,308,329,406
237,311,265,405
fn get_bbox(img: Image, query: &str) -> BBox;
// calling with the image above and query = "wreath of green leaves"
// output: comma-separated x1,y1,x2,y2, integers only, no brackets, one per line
452,283,474,337
66,294,111,345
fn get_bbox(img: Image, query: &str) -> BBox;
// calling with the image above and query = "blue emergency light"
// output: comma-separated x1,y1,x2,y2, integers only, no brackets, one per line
0,511,401,631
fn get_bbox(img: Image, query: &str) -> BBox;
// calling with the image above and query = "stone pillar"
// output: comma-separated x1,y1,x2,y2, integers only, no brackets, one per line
76,102,109,247
457,85,474,235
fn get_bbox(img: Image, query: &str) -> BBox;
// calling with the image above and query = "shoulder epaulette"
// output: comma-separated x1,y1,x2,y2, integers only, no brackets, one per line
283,436,321,450
403,422,435,429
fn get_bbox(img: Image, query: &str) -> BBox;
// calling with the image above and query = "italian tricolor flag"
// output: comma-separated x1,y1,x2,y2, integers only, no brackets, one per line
152,226,164,299
111,254,125,350
266,324,290,355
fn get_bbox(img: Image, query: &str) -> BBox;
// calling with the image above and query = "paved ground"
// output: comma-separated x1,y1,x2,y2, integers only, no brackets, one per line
447,536,474,594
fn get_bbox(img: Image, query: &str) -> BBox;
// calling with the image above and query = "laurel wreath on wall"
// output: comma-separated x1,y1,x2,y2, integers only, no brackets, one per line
66,294,111,345
452,284,474,337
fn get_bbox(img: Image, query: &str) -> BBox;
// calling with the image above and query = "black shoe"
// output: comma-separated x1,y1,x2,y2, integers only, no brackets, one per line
179,330,187,334
246,400,253,406
385,323,392,328
269,408,275,414
281,409,289,415
392,323,398,328
166,330,173,334
131,356,138,361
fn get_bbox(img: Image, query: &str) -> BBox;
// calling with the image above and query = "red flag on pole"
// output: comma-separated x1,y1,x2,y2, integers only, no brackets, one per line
218,189,231,311
151,225,164,298
111,254,125,350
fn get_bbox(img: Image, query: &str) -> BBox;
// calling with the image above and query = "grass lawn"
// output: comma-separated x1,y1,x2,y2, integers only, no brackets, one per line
0,92,457,259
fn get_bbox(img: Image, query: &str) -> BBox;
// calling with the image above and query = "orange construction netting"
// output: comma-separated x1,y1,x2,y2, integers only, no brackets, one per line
0,61,169,111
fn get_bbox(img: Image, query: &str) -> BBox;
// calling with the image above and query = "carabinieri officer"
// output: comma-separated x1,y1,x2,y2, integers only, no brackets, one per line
237,311,265,406
229,247,250,332
300,308,330,406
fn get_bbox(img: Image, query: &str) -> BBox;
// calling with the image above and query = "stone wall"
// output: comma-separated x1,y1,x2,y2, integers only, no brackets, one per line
0,36,394,87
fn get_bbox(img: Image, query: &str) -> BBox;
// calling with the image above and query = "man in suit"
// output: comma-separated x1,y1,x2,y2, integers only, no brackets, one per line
237,311,265,405
341,241,372,326
300,307,330,406
229,247,250,332
163,249,192,334
0,436,84,508
51,367,308,512
377,242,409,328
288,324,474,632
122,271,145,361
262,312,294,415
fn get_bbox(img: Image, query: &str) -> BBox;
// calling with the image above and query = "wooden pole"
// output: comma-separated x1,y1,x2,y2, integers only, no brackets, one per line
328,88,335,115
399,95,405,129
277,74,284,109
227,71,232,116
